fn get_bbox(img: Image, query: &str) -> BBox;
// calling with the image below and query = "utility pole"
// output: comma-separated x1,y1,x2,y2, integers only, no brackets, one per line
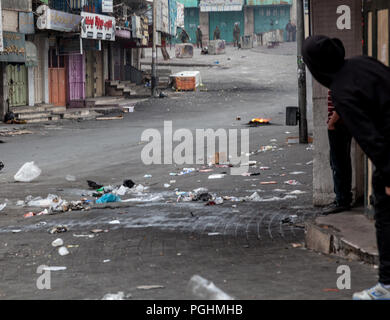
151,0,158,97
297,0,308,144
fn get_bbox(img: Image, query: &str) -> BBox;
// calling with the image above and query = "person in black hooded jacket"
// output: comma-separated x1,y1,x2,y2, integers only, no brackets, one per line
303,35,390,300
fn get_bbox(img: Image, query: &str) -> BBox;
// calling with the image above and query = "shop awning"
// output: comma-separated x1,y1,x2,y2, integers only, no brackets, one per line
246,0,292,5
200,0,245,12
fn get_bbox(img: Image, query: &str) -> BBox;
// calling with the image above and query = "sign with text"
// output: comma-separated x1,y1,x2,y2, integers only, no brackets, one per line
19,12,35,34
0,32,26,62
81,12,116,41
102,0,113,13
37,8,82,32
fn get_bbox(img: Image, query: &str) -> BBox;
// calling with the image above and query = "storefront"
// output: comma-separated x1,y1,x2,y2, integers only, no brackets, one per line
80,12,115,98
0,32,27,107
36,7,82,107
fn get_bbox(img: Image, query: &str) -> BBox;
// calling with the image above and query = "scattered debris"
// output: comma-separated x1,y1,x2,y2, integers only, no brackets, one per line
284,180,301,186
137,285,165,290
96,115,123,121
51,238,64,247
73,234,94,239
14,162,41,182
291,243,303,248
102,292,132,300
0,161,4,171
282,215,298,224
123,179,135,189
208,174,225,179
260,181,277,185
0,129,33,137
0,203,6,212
58,246,69,256
188,275,234,300
96,193,121,204
65,175,76,182
289,171,305,175
87,180,103,189
49,226,68,234
109,220,120,225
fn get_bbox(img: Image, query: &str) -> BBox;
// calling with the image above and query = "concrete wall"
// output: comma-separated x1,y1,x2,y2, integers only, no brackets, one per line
310,0,364,205
199,11,209,44
244,7,254,36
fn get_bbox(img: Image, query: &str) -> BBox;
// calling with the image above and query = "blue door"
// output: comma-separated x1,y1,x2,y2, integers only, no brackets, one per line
209,11,244,43
254,6,291,41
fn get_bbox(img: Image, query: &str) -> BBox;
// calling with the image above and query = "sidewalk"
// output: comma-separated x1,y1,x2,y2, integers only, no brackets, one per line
305,208,379,265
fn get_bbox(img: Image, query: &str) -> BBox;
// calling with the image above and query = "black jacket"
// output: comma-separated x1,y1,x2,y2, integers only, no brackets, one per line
303,35,390,186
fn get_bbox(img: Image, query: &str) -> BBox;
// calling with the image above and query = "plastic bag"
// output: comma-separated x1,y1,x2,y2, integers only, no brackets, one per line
14,162,41,182
96,193,121,204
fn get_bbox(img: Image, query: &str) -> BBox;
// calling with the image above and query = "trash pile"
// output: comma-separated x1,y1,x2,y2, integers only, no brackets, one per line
176,188,224,206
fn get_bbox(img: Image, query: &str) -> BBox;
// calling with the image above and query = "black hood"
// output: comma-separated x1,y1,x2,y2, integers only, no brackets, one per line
302,35,346,88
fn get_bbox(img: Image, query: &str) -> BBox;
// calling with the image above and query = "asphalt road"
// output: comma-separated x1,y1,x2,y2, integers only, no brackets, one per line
0,43,378,299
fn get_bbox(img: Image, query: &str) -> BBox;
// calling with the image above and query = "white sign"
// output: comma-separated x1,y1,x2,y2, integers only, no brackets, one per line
81,12,116,41
336,5,351,30
177,2,184,28
102,0,113,13
0,0,3,52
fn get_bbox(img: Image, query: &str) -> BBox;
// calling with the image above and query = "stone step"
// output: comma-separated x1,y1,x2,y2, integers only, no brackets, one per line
23,117,51,123
17,112,51,120
44,106,66,113
11,106,47,114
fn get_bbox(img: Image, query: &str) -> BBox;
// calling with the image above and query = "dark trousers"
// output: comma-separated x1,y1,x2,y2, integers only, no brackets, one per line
196,40,202,49
328,125,353,206
372,170,390,284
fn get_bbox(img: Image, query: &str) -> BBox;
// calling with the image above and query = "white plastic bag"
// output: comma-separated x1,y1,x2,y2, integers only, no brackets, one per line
14,162,41,182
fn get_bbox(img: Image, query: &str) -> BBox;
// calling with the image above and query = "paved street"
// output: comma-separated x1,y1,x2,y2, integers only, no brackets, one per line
0,43,378,300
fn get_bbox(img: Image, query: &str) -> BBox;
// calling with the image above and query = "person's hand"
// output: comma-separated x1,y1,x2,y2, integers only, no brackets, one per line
386,187,390,196
328,122,336,130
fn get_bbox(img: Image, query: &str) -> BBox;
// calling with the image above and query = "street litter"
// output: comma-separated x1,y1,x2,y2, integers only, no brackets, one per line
291,243,303,248
290,171,305,175
306,160,314,165
188,275,234,300
11,230,22,233
208,174,225,179
87,180,103,189
282,215,298,224
65,175,76,182
164,184,171,188
42,266,66,271
103,259,111,263
286,137,299,144
14,162,41,182
52,238,64,247
90,229,106,234
109,220,120,225
284,180,301,186
112,185,129,196
0,203,6,211
96,115,123,121
0,161,4,171
96,193,121,204
288,190,306,195
260,181,277,185
102,292,131,300
306,144,314,151
260,167,271,170
49,226,68,234
58,246,69,256
259,145,277,152
208,233,221,236
144,174,152,178
123,179,135,188
137,285,165,290
73,234,95,239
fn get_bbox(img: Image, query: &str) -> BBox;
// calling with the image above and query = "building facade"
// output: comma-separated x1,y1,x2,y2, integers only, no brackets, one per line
176,0,295,44
0,0,154,119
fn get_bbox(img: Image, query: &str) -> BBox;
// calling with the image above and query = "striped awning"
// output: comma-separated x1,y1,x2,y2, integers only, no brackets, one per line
200,0,244,12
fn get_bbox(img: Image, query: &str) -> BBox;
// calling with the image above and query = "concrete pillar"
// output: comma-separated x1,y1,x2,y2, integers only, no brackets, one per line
291,0,297,24
0,63,7,121
27,67,35,107
199,11,209,44
244,7,254,36
43,38,49,104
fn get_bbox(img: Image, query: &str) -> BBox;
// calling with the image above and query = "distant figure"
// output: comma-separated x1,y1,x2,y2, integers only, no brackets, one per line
233,22,240,48
196,25,203,49
292,22,297,41
213,26,221,40
285,20,293,42
180,28,190,43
